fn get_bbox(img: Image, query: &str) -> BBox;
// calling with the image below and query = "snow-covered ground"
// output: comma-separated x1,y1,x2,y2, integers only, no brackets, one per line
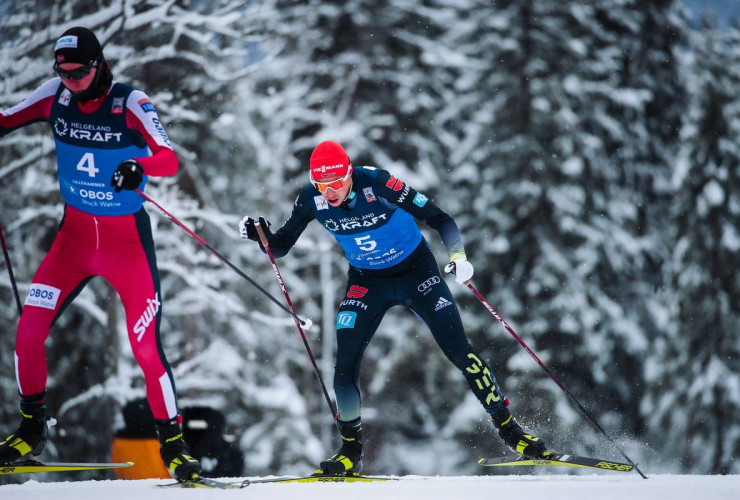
1,474,738,500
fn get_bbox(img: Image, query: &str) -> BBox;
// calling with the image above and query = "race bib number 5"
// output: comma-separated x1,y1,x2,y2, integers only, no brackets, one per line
355,235,377,252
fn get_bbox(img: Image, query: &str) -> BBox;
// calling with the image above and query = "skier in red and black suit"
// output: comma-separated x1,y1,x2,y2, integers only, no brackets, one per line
240,141,550,476
0,27,200,481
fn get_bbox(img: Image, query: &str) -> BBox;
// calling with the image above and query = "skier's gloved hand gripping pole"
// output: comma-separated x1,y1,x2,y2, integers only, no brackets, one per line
253,220,339,426
0,216,23,315
134,188,312,329
447,262,648,479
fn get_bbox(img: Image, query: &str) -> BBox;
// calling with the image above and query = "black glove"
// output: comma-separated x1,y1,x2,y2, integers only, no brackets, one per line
111,160,144,192
239,216,271,242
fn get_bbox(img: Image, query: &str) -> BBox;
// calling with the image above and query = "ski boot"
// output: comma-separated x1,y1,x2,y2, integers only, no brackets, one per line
314,419,363,476
0,400,49,464
155,418,202,481
492,407,550,458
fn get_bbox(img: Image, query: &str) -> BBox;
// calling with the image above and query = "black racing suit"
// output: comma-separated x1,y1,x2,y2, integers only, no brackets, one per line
261,166,507,423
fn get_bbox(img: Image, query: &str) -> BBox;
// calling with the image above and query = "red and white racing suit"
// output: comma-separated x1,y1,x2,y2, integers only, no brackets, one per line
1,78,180,420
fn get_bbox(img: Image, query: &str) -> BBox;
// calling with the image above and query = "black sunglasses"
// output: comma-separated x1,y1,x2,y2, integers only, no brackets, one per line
53,60,97,81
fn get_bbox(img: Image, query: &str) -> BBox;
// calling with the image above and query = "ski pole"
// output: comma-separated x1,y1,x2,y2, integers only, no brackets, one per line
466,281,648,479
254,221,339,425
0,215,22,315
135,188,312,329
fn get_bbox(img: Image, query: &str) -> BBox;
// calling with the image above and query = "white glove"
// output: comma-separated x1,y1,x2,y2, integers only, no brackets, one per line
239,215,252,240
444,258,474,285
239,216,271,241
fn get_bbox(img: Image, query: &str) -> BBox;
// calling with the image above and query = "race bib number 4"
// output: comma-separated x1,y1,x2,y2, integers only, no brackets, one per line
76,152,100,177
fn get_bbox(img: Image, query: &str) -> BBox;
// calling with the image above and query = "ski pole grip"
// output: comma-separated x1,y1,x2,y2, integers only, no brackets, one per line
255,223,270,248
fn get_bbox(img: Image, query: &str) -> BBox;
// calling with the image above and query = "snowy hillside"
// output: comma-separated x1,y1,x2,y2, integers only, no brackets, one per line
1,474,738,500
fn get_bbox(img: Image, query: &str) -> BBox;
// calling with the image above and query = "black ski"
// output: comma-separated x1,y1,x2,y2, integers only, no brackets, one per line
478,453,636,472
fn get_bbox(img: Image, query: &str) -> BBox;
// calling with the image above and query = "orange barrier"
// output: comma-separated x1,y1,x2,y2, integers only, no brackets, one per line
111,437,170,479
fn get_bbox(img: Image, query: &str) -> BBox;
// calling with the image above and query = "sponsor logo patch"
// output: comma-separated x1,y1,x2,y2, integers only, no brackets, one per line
150,117,171,147
79,188,113,201
59,89,71,107
61,121,122,142
435,297,452,311
386,175,404,191
324,219,339,231
347,285,369,298
314,195,329,211
397,184,411,203
112,97,125,114
55,36,78,51
314,164,345,179
25,284,61,310
337,213,387,230
363,187,377,202
417,276,440,294
138,98,156,113
595,461,633,471
134,293,161,341
336,311,357,329
340,299,368,310
413,192,428,207
54,118,68,136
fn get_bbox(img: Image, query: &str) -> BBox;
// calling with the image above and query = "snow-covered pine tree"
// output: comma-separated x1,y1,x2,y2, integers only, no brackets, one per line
644,17,740,474
0,0,302,478
438,0,686,462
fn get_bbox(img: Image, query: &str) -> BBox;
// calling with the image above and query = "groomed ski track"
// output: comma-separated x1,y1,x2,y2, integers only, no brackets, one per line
1,474,737,500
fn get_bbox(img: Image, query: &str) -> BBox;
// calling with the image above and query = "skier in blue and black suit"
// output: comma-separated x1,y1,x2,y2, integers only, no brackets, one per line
239,141,550,476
